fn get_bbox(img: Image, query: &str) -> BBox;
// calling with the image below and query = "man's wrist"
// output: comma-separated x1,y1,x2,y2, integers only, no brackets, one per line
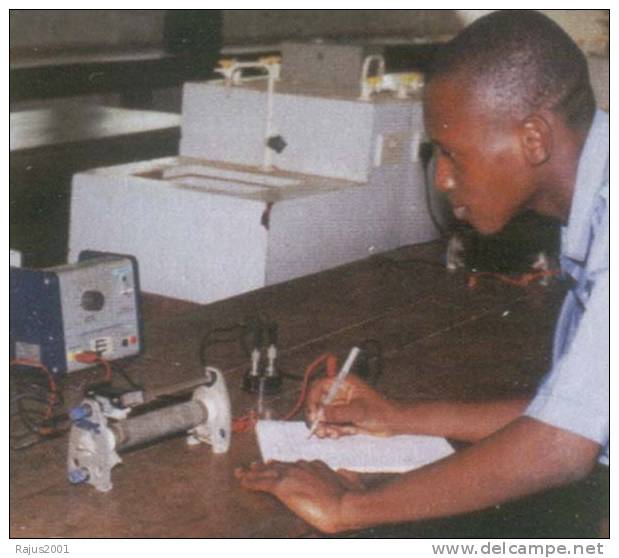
385,400,410,435
387,400,429,436
337,489,373,532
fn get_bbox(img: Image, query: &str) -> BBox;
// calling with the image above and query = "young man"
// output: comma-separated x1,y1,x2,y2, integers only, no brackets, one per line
235,10,609,535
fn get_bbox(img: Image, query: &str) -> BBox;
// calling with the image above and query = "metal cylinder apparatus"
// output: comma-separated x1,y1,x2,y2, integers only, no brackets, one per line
110,400,208,451
67,367,231,492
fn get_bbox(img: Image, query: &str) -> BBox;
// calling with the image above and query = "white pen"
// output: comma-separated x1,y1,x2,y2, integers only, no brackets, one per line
307,346,361,439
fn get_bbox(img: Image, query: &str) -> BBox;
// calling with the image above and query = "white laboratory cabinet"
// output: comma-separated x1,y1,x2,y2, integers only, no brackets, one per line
69,44,438,304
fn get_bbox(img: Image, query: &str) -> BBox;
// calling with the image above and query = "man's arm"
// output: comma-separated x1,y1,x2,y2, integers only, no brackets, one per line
237,417,601,534
306,374,530,442
371,398,530,442
338,417,600,531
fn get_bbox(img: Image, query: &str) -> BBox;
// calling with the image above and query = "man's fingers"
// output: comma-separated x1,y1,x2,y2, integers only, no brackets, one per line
296,459,330,473
322,400,365,424
306,402,364,437
311,422,357,439
237,473,279,493
235,462,286,492
328,424,358,436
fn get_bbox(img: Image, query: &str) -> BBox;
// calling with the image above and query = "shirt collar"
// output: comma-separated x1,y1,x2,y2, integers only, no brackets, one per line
562,109,609,263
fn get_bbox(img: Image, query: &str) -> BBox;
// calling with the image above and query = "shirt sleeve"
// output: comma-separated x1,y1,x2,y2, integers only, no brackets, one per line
525,271,609,448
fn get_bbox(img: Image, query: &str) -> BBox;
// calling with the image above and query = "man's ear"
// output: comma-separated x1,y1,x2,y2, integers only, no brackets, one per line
519,114,552,165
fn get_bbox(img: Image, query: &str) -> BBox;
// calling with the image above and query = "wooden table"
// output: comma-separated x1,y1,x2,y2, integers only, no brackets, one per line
9,242,607,538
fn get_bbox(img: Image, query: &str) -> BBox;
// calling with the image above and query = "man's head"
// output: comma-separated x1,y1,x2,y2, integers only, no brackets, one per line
423,10,595,234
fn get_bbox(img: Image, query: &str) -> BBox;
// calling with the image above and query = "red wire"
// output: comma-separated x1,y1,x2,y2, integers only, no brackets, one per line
231,352,338,433
11,353,113,435
467,269,558,289
10,359,58,431
74,351,113,382
281,352,337,421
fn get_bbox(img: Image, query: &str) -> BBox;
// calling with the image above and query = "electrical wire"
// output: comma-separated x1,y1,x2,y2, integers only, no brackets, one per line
10,353,116,450
356,339,383,385
230,335,386,433
281,352,338,421
420,141,448,239
232,351,338,433
10,359,58,420
9,359,67,449
199,321,254,367
371,142,449,273
111,359,143,390
74,351,113,382
467,269,559,289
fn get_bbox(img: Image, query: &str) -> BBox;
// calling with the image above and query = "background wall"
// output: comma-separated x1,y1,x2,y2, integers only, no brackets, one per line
10,9,608,52
222,10,460,43
9,10,458,51
9,10,166,51
9,9,609,111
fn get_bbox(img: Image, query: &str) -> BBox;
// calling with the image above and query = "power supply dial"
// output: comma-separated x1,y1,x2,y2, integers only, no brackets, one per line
81,290,105,311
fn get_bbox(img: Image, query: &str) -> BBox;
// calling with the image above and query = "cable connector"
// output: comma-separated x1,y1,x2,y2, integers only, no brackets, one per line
74,351,100,364
242,319,282,394
74,351,113,381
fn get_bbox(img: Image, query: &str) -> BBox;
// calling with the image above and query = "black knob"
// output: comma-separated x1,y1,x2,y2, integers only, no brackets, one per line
81,290,105,311
266,135,287,154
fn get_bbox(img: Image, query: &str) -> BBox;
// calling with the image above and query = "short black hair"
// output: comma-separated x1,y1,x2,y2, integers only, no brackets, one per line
428,10,596,130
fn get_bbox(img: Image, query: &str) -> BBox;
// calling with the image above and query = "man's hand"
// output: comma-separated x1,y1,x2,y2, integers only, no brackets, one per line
305,375,401,438
235,460,365,534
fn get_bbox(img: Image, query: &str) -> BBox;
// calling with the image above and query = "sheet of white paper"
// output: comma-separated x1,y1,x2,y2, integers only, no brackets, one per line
256,420,455,473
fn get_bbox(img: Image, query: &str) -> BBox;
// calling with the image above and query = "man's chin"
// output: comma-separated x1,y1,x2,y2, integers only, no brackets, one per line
467,218,506,237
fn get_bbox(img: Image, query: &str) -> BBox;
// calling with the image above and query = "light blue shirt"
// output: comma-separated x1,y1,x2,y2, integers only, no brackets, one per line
525,109,609,465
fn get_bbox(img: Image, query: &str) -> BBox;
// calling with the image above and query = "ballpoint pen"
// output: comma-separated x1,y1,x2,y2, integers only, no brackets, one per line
307,346,361,439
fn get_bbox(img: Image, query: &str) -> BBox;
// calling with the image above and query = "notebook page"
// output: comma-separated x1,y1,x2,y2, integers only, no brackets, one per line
256,420,455,473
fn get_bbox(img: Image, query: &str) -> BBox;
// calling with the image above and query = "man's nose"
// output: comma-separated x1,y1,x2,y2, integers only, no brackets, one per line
434,158,456,193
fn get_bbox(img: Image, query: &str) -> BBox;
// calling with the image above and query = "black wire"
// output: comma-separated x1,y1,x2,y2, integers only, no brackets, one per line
198,315,275,365
372,143,449,273
9,365,68,450
198,321,252,367
420,141,448,240
197,316,298,385
355,339,384,385
110,359,144,390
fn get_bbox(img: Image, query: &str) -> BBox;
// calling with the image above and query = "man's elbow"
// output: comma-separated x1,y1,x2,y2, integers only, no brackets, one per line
559,450,599,484
543,433,601,485
516,418,601,487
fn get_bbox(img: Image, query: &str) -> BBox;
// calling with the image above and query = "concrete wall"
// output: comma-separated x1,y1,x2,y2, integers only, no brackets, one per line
9,10,166,50
10,9,608,54
10,10,609,111
10,10,459,51
222,10,460,43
